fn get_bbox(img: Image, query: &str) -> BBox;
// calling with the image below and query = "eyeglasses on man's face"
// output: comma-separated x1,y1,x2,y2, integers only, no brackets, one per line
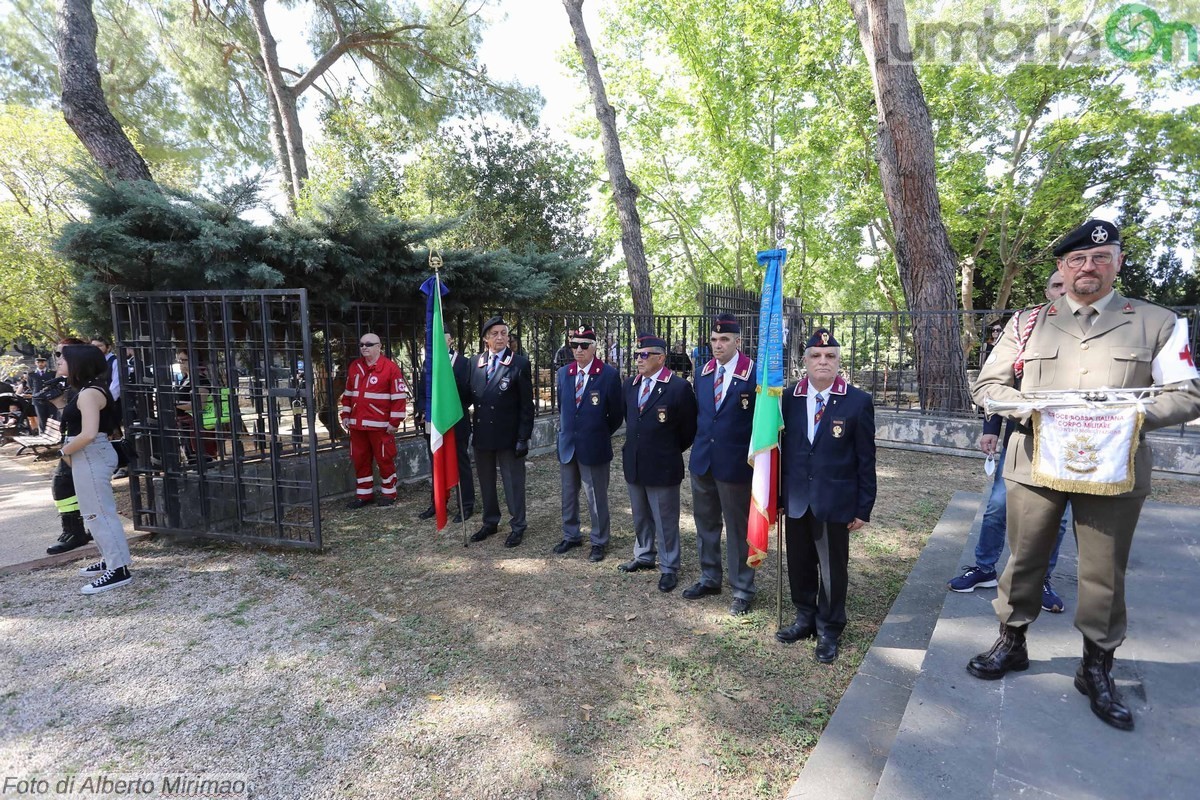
1063,252,1115,269
570,342,593,350
634,351,662,360
359,341,380,348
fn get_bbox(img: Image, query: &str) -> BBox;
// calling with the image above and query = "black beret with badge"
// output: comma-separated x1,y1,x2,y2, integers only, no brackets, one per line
570,325,596,343
712,313,741,334
805,328,840,348
481,315,508,337
1052,219,1121,257
636,333,668,352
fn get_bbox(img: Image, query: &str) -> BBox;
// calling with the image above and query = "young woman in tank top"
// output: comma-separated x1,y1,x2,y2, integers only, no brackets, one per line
55,344,132,594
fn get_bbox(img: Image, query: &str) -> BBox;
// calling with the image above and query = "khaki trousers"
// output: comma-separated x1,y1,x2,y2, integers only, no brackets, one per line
999,481,1144,650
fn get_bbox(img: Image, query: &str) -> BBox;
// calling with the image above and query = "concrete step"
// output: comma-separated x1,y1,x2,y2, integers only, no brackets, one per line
873,501,1200,800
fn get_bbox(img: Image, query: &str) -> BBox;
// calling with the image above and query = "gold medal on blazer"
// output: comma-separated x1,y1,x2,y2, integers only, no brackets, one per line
831,419,846,438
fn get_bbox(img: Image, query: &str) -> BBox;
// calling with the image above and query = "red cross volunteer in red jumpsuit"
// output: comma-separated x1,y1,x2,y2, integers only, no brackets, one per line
339,333,409,508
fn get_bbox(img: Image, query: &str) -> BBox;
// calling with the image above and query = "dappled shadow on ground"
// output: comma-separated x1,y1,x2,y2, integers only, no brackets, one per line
0,448,999,798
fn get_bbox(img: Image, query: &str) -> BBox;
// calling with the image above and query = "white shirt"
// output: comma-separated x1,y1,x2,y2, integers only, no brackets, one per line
105,353,121,400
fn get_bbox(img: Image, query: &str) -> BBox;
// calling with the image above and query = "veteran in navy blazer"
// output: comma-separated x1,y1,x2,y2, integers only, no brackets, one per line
778,329,877,664
618,334,698,593
685,313,759,615
553,325,624,561
468,315,535,548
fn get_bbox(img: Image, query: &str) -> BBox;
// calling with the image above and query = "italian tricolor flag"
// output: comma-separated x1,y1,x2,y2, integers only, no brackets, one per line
746,391,782,567
746,248,786,567
429,276,463,531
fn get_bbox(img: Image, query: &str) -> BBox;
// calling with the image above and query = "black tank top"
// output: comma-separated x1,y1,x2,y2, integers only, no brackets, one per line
62,385,119,436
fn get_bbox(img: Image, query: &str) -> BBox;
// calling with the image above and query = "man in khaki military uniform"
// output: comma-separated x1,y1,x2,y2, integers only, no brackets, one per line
970,219,1200,731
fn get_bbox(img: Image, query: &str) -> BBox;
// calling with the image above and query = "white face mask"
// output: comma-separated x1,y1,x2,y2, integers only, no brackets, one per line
984,453,997,478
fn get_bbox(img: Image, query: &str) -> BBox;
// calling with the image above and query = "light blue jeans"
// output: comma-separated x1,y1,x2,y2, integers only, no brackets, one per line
978,447,1068,578
68,433,131,570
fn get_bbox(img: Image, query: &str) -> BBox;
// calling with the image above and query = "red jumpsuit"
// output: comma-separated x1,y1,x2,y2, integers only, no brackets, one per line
339,355,409,501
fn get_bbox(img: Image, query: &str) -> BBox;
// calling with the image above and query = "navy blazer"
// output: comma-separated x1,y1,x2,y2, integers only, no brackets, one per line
622,369,698,486
557,358,623,465
781,376,877,524
468,347,534,450
689,352,756,483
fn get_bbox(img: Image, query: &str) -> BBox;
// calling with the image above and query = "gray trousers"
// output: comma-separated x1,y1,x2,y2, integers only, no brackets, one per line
475,447,526,534
690,471,757,600
627,482,681,574
561,458,611,546
69,433,131,570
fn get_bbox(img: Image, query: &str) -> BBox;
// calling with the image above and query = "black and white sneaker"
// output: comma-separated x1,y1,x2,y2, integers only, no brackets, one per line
81,566,132,595
79,560,107,576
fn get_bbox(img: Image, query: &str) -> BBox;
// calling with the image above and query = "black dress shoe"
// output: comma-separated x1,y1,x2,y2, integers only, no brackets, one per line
377,496,396,507
46,531,91,555
775,619,817,644
682,581,722,600
453,508,474,524
504,531,524,548
417,506,436,519
470,525,497,542
346,497,373,510
588,545,606,562
553,539,582,555
729,597,752,616
815,635,840,664
617,559,656,573
658,573,678,593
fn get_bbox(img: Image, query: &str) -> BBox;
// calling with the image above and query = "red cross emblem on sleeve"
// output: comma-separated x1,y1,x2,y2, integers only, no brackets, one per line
1182,343,1195,368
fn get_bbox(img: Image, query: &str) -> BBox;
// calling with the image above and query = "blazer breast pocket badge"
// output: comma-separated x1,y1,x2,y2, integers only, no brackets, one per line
831,419,846,439
589,391,600,406
739,393,750,410
657,407,668,423
499,377,510,391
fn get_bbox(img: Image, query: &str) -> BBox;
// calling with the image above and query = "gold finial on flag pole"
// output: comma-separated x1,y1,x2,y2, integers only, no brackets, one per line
429,249,443,272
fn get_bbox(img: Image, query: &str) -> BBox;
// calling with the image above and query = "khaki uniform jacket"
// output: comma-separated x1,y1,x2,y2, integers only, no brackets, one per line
972,293,1200,497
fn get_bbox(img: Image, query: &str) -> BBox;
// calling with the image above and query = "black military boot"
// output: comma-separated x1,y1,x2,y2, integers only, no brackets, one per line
1075,639,1134,731
967,623,1030,680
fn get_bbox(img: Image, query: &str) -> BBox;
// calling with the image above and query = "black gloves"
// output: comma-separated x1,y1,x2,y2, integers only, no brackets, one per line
514,439,529,459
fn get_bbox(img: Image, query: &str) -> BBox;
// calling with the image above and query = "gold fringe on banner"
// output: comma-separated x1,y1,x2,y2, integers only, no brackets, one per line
1030,409,1143,496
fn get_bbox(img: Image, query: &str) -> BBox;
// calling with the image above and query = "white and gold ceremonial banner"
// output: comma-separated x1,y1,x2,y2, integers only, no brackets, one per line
1031,407,1144,495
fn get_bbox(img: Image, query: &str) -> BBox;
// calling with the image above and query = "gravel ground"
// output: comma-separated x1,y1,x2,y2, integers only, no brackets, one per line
1,446,1195,799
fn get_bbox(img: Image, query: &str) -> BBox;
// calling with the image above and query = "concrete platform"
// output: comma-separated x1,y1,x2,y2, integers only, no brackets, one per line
790,492,1200,799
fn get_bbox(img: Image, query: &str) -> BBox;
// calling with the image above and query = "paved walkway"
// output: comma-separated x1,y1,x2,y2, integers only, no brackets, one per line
790,491,1200,799
0,455,137,574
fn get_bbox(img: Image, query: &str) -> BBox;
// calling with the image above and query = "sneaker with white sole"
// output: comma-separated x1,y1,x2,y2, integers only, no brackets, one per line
948,565,999,593
81,567,131,595
79,560,107,576
1041,576,1065,613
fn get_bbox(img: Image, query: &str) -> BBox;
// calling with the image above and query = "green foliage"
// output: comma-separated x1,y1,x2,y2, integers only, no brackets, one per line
307,107,618,311
594,1,1200,314
57,178,582,334
0,105,93,346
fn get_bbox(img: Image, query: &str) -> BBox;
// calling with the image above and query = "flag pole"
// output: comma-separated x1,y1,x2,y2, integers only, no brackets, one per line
776,478,785,632
430,249,467,548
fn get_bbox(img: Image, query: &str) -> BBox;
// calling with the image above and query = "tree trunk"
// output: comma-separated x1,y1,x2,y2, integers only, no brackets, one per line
849,0,970,412
248,0,307,202
56,0,154,183
563,0,653,329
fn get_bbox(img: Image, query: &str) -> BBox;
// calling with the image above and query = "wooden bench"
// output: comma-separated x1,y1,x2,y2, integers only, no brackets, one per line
14,418,63,456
